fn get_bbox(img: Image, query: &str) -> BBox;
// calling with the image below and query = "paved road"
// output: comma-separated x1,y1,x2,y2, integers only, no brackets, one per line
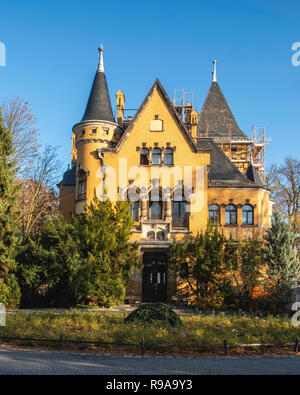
0,347,300,375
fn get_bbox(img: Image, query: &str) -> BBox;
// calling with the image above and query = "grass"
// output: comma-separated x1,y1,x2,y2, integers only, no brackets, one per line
2,311,300,353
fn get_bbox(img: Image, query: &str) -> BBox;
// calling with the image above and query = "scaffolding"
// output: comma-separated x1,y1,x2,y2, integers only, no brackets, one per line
173,89,194,123
251,125,271,183
172,89,271,183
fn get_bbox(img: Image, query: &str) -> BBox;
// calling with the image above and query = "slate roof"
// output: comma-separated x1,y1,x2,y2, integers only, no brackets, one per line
197,82,250,142
246,163,263,185
197,138,260,187
58,165,76,187
81,71,115,123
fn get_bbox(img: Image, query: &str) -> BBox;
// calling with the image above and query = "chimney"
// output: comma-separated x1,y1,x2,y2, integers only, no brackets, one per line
116,89,125,128
190,109,199,141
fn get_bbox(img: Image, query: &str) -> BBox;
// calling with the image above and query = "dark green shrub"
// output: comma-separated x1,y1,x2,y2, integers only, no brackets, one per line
124,303,182,327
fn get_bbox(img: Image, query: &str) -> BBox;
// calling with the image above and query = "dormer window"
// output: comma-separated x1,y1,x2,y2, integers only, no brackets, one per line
81,129,85,136
92,128,97,134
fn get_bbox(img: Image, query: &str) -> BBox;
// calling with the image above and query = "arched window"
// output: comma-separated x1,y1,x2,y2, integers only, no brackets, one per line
164,148,173,165
128,200,139,222
209,204,220,224
152,148,161,165
173,194,187,227
225,204,237,225
242,204,253,225
140,148,149,165
150,194,163,219
157,231,166,241
147,231,155,240
126,187,139,222
78,171,87,200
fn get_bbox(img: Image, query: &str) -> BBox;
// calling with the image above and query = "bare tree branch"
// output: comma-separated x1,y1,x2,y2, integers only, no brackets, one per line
267,157,300,233
17,146,63,238
1,96,41,177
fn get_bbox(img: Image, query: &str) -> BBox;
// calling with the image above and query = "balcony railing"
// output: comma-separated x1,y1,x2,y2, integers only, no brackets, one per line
172,216,188,229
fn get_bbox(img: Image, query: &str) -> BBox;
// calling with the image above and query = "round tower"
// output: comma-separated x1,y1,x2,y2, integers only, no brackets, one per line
72,45,123,213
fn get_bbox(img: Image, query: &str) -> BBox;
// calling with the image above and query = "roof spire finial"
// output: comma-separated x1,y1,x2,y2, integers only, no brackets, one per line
98,44,104,73
212,60,217,82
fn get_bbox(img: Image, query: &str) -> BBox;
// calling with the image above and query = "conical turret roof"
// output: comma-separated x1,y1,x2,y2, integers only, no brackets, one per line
198,63,249,141
81,45,115,123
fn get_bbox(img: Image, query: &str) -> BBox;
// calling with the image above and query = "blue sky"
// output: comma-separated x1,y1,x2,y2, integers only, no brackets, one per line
0,0,299,171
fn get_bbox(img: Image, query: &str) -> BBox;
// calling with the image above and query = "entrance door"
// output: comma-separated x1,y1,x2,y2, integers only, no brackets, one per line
142,252,168,302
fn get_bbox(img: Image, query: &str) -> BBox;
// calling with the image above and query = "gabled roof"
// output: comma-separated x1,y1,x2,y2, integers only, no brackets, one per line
197,138,260,187
81,71,115,123
114,78,198,152
197,81,249,142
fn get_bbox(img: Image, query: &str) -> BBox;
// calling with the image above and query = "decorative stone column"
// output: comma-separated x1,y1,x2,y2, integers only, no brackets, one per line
237,204,243,226
165,193,172,221
220,203,226,226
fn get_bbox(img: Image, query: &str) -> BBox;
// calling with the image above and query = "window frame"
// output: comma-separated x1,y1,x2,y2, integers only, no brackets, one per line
242,204,254,225
78,170,87,200
140,148,150,165
152,148,162,165
225,204,237,225
129,200,139,222
209,204,220,224
149,194,163,220
172,193,188,228
164,147,174,165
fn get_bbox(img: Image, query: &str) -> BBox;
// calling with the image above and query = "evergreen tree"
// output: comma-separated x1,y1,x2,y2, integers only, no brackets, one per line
232,238,266,309
0,114,21,307
169,224,233,309
16,216,79,307
265,211,300,284
265,211,300,310
73,196,139,307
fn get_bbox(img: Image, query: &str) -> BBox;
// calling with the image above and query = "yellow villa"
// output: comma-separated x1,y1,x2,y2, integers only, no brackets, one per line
58,46,273,303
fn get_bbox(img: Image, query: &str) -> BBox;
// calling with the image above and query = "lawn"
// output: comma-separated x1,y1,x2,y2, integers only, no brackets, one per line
1,311,300,354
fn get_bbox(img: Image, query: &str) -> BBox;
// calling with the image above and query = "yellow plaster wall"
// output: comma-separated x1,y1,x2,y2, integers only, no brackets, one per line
208,187,271,240
103,86,210,235
59,186,76,223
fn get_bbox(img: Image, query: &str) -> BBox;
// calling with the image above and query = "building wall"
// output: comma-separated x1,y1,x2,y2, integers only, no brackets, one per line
208,187,271,240
58,185,76,223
